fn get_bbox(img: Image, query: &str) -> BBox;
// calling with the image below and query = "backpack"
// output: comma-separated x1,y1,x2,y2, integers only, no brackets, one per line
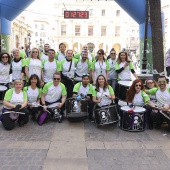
37,111,50,125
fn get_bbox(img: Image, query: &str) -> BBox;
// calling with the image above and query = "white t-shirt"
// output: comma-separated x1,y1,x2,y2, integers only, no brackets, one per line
62,60,75,78
94,61,107,81
41,54,48,61
108,58,117,80
76,61,88,77
119,62,131,80
12,60,22,80
45,84,62,103
0,63,10,83
58,53,65,61
133,91,144,106
97,87,111,107
26,86,39,103
156,89,170,107
29,59,42,80
78,85,90,96
43,60,57,82
9,91,24,107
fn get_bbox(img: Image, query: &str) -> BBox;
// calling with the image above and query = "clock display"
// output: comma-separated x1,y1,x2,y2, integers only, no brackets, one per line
64,11,89,19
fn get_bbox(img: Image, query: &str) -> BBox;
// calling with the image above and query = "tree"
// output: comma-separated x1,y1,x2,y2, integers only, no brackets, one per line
149,0,164,73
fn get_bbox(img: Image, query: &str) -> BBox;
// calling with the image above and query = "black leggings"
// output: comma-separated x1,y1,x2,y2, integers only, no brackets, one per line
2,108,29,130
0,83,9,101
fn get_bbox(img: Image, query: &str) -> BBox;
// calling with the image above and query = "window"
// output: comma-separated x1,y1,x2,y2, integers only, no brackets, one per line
41,24,44,30
101,10,105,16
61,25,66,36
101,26,106,36
75,26,81,36
88,26,93,36
35,24,38,28
35,32,38,36
115,26,120,37
116,10,120,16
89,9,93,16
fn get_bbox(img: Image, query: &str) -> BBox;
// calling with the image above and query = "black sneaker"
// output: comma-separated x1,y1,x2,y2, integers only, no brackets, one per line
89,117,94,123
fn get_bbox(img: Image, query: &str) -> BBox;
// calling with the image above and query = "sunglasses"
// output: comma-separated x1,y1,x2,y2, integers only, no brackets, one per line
32,51,38,53
158,81,166,84
147,82,153,84
2,56,8,58
98,53,103,55
135,84,141,87
53,78,60,81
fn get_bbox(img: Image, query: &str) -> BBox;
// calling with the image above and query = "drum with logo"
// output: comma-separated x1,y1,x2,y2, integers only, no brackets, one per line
66,98,88,122
48,103,62,120
118,81,133,101
120,106,146,132
94,104,119,127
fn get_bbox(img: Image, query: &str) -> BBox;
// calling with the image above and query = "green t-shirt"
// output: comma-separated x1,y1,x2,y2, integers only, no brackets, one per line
20,50,26,59
73,82,93,96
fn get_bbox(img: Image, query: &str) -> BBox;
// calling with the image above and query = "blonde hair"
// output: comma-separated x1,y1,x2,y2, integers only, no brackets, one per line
30,47,40,59
13,80,24,87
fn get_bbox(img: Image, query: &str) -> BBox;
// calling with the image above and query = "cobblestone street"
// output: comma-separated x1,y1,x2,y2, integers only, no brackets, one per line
0,112,170,170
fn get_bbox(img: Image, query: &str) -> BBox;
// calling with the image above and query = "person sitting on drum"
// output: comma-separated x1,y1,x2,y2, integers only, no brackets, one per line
115,51,138,102
145,75,170,129
92,75,115,124
41,72,67,122
126,79,154,129
2,80,29,130
23,74,42,121
72,74,94,122
145,78,158,104
75,50,91,80
60,49,78,98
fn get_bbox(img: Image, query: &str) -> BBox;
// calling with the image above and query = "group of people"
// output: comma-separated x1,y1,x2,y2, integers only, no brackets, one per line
0,43,170,131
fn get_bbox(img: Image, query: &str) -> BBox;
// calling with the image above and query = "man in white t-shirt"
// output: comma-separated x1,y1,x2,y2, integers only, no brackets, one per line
41,73,67,121
42,49,61,83
40,44,50,61
147,75,170,129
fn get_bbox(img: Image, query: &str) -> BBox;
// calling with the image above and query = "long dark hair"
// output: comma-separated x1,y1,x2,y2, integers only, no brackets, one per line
28,74,40,88
95,75,108,91
126,79,144,103
117,51,129,64
0,52,11,64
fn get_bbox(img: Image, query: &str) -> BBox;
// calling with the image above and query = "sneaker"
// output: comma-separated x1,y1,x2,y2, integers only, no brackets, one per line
89,117,94,123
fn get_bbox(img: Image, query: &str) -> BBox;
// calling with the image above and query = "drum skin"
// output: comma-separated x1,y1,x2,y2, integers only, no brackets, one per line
94,104,119,126
66,98,88,122
120,106,146,132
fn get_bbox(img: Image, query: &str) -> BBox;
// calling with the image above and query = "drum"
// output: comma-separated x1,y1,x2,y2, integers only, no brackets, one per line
94,104,119,126
120,106,146,132
48,103,62,120
118,81,133,101
74,77,82,84
0,85,7,92
66,98,88,122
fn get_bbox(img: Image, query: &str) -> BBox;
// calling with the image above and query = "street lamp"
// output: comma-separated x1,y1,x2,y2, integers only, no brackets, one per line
27,33,31,50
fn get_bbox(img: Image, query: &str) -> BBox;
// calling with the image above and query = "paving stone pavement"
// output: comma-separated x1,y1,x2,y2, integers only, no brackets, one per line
1,105,170,170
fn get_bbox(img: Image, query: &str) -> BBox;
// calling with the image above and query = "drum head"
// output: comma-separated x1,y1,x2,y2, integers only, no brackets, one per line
48,103,59,108
121,106,146,112
0,85,7,91
118,81,132,87
74,77,82,81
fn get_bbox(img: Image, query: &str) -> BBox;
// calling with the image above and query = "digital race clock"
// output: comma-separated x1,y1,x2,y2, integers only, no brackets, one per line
64,11,89,19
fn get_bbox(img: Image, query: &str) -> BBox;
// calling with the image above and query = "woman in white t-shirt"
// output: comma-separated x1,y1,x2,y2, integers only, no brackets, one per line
25,48,43,86
2,80,29,130
24,74,42,121
0,52,11,100
11,48,25,81
91,49,110,85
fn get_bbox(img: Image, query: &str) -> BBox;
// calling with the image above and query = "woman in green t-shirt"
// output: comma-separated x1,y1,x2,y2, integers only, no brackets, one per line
2,80,29,130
